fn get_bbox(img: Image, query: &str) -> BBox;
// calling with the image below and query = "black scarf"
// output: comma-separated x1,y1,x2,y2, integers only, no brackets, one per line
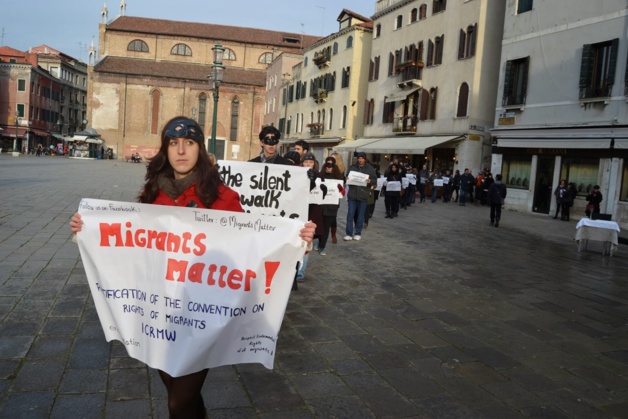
156,171,198,200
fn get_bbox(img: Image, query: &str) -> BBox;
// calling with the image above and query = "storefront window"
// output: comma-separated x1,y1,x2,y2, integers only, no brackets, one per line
560,158,599,196
620,161,628,201
502,157,531,189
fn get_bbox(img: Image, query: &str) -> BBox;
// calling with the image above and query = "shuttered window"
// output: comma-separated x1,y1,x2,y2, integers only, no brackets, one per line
579,39,618,99
502,57,529,106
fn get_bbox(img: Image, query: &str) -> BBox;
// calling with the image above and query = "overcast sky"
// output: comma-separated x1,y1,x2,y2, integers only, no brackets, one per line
1,0,374,62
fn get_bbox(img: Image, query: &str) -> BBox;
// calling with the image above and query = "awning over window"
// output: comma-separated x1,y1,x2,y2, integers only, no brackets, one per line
86,138,103,144
614,139,628,149
359,135,462,154
334,136,462,154
281,137,342,145
384,87,421,103
30,129,50,137
72,135,88,141
332,138,384,151
491,126,628,149
51,133,64,140
496,138,611,149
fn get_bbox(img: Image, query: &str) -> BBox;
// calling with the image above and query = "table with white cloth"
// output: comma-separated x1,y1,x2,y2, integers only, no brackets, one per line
575,218,620,256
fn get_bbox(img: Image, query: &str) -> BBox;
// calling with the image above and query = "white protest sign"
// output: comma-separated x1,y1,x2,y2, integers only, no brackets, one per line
433,179,444,187
443,177,450,185
386,181,401,192
76,198,307,377
376,177,385,191
402,178,409,189
347,170,369,186
406,174,417,185
218,160,309,219
314,179,343,205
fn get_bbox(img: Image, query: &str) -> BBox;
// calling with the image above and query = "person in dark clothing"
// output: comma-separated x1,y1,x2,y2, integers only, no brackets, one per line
561,182,577,221
384,163,403,218
418,164,429,202
249,126,293,165
488,174,507,227
585,185,603,217
452,169,460,202
459,168,474,206
553,179,568,220
318,156,344,254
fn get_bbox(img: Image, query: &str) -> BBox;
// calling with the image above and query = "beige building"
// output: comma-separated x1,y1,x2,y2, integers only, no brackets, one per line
88,7,319,160
273,9,373,165
343,0,505,173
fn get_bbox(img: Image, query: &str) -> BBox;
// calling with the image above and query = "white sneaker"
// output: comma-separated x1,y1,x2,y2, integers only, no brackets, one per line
353,235,361,241
343,235,353,241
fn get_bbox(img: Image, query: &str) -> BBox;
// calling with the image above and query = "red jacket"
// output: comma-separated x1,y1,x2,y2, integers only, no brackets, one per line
153,183,243,212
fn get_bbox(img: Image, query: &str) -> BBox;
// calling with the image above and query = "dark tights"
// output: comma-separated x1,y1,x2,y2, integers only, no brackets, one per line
158,368,208,419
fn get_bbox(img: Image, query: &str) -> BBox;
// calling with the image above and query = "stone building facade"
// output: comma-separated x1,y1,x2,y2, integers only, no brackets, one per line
88,12,319,161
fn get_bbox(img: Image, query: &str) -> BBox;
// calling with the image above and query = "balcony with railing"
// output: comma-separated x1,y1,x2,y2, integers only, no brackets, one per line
395,61,423,88
307,123,324,137
312,89,328,104
313,50,331,68
392,115,417,134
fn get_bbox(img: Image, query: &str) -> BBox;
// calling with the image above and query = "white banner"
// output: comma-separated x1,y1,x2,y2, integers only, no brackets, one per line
402,178,409,188
346,170,369,186
443,176,450,185
433,179,444,187
386,181,401,192
76,198,307,377
406,174,417,185
218,161,310,219
311,179,343,205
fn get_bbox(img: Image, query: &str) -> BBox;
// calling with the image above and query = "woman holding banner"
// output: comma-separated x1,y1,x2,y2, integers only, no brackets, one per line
70,116,315,419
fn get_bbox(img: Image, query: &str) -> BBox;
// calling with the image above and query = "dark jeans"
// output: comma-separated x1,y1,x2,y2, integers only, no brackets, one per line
490,203,502,222
384,194,400,215
319,215,336,249
346,199,368,236
418,183,426,201
459,189,469,205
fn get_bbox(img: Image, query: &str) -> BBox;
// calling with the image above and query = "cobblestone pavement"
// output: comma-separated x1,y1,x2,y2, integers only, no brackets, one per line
1,154,627,418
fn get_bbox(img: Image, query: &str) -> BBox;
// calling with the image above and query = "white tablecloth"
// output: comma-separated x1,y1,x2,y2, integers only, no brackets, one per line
575,219,620,256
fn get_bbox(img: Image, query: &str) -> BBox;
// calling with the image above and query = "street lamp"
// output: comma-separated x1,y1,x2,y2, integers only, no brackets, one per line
208,44,225,155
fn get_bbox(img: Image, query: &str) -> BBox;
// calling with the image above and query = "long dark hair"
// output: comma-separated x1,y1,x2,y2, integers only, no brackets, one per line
138,116,223,207
320,164,342,180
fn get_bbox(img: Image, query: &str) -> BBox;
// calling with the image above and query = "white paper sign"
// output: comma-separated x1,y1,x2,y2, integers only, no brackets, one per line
376,177,385,191
218,161,309,219
310,178,343,205
76,198,307,377
346,170,369,186
402,178,409,188
443,177,450,185
386,181,401,192
406,174,417,185
433,179,444,187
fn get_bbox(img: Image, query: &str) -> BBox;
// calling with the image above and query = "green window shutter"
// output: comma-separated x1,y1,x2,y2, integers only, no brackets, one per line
521,57,530,98
579,44,593,88
607,38,619,86
503,60,514,98
458,29,465,59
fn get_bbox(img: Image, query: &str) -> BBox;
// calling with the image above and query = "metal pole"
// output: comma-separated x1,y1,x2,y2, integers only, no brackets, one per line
210,81,219,155
13,117,19,156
